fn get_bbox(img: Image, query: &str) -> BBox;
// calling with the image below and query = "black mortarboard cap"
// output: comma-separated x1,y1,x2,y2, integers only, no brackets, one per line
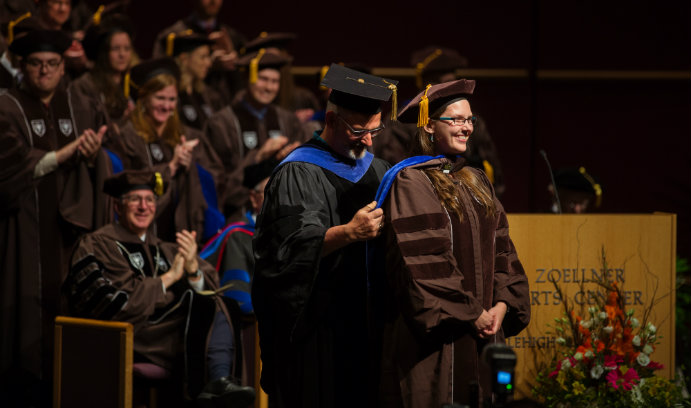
104,169,167,197
555,167,603,207
322,63,398,116
162,30,214,57
236,49,292,83
242,31,296,54
128,57,180,88
398,78,475,127
243,159,277,190
9,28,72,57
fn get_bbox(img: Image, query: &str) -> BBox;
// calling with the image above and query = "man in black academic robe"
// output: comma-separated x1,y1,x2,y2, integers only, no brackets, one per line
252,64,397,408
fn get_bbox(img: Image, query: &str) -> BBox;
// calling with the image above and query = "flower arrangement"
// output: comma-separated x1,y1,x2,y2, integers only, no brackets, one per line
532,254,688,407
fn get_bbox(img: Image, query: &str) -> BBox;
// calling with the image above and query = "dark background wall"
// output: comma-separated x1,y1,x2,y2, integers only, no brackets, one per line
125,0,690,257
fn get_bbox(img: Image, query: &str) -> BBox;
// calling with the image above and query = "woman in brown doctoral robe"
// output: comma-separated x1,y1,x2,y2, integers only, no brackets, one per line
112,58,226,243
379,79,530,408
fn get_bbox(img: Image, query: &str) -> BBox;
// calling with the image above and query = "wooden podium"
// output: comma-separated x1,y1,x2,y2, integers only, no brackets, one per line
505,213,677,398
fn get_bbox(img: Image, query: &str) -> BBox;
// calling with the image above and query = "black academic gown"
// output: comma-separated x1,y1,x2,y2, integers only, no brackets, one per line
252,138,390,408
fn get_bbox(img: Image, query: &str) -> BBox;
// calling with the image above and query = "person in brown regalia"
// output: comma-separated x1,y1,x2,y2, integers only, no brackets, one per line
63,169,256,406
152,0,245,104
111,57,227,244
204,50,304,220
0,28,112,406
70,9,136,128
164,30,225,130
377,79,530,408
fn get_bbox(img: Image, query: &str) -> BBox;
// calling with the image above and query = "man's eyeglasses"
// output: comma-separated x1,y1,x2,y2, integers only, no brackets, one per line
432,116,477,126
337,114,385,138
25,58,63,71
122,194,156,206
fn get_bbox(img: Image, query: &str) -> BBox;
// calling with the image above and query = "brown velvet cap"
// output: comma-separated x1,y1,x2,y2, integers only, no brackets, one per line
104,170,167,198
397,78,475,125
129,57,180,87
411,46,469,89
242,31,297,54
162,31,214,57
236,49,292,69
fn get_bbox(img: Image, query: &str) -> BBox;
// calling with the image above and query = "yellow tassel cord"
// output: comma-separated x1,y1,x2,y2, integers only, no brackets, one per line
417,84,432,128
154,172,164,196
92,5,105,26
385,81,398,121
166,32,176,57
7,12,31,45
249,48,266,84
482,160,495,184
415,48,442,89
579,166,602,207
123,72,131,99
319,65,330,90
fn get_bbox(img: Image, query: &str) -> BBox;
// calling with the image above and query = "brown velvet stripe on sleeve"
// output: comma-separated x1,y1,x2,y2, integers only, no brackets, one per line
392,212,446,234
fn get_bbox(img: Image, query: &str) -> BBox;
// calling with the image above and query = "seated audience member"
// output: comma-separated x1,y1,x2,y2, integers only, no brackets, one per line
0,27,112,406
33,0,88,79
549,166,603,213
111,57,226,243
165,30,225,130
72,9,135,127
204,50,303,220
64,170,256,406
240,31,320,123
152,0,245,103
0,12,35,89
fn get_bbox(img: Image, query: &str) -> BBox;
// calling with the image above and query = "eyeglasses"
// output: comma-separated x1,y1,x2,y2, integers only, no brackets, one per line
433,116,477,126
122,194,156,206
337,114,385,138
25,58,63,71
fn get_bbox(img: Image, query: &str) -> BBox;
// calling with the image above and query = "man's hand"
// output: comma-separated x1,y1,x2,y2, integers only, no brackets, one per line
322,201,384,256
77,125,107,165
343,201,384,241
176,229,199,277
161,254,185,289
55,137,81,164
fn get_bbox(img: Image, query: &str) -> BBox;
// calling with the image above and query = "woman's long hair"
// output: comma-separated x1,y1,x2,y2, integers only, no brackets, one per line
130,73,184,147
410,119,496,222
176,51,207,96
91,30,130,119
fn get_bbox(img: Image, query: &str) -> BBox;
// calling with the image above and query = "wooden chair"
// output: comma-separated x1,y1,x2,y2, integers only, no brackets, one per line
53,316,133,408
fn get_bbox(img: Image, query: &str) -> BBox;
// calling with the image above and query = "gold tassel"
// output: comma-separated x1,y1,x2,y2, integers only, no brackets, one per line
154,172,164,196
166,32,176,57
579,166,602,207
92,5,105,26
319,65,330,90
385,81,398,121
483,160,495,184
417,84,432,128
249,48,266,84
123,72,131,99
7,12,31,45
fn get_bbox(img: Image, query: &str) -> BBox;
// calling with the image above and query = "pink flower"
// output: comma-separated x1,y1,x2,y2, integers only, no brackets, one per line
647,361,664,371
604,355,623,370
606,366,640,390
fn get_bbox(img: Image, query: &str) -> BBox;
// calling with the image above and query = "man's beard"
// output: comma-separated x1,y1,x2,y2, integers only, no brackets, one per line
347,143,367,160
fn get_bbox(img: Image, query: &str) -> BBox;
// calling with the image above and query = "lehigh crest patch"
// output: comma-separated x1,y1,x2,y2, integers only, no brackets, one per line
149,143,164,162
129,252,145,270
182,105,197,122
31,119,46,137
58,119,73,136
156,256,169,272
243,131,258,149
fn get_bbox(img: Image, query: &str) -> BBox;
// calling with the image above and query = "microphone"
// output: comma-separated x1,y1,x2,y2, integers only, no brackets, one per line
540,149,561,214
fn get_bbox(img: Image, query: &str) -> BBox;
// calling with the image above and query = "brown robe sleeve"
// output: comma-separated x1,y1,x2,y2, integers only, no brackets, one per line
384,166,485,336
